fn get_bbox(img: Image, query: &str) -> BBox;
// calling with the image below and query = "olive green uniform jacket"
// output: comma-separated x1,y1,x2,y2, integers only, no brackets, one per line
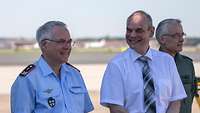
174,53,196,113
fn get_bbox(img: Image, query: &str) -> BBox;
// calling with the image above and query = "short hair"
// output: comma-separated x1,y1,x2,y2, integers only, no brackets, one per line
127,10,153,27
156,19,181,42
36,21,67,44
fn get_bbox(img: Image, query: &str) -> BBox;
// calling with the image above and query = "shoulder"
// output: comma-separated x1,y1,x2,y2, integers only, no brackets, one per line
151,49,173,60
177,54,194,67
64,63,87,87
12,64,36,91
19,64,36,77
110,50,129,64
180,54,193,62
65,63,80,72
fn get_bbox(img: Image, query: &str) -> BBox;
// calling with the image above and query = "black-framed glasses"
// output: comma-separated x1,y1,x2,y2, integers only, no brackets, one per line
162,32,186,38
42,38,75,46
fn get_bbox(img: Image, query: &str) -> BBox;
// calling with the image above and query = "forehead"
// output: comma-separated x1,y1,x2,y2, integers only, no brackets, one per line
127,13,149,29
52,26,70,39
167,23,183,33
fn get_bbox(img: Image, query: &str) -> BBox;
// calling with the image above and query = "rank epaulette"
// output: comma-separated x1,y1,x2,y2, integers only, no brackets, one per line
19,64,35,77
66,63,80,72
182,55,193,61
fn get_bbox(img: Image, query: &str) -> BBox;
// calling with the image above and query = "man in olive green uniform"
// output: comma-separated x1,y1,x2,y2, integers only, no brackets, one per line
155,19,196,113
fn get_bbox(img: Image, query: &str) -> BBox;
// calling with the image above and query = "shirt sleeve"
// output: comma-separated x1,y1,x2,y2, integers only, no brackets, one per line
169,58,187,101
11,76,35,113
84,92,94,113
78,72,94,113
191,62,196,98
100,62,125,107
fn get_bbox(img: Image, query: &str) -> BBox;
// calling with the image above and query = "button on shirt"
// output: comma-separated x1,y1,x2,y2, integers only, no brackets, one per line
100,48,186,113
11,56,94,113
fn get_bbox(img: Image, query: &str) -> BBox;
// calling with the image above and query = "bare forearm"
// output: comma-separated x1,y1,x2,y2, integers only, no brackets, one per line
108,104,128,113
166,101,181,113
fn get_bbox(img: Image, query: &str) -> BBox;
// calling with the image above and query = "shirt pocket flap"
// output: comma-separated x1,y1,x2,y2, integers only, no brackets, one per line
69,86,85,94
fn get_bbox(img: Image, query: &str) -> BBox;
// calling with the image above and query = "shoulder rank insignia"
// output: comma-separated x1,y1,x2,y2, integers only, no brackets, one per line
183,55,193,61
66,63,80,72
19,64,35,77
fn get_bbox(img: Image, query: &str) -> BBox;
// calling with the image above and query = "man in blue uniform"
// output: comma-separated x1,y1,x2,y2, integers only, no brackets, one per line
11,21,94,113
155,19,196,113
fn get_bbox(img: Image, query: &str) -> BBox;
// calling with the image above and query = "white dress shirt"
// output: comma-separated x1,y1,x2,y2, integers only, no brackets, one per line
100,48,186,113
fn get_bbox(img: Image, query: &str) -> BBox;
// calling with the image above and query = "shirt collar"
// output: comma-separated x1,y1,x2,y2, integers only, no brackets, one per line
37,56,71,77
37,56,54,77
61,63,71,72
128,48,153,62
174,53,181,62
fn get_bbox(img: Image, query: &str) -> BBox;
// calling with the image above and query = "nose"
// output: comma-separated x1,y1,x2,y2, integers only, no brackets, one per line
179,36,184,42
63,42,71,49
130,30,137,37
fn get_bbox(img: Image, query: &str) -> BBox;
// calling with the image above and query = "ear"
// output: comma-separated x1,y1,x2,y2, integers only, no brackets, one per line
149,26,155,38
40,41,48,50
159,36,166,45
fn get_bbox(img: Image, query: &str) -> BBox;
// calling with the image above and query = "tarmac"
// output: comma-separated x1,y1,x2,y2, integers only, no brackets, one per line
0,64,199,112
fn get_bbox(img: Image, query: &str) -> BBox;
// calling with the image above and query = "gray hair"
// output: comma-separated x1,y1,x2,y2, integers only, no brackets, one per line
156,19,181,42
36,21,67,44
127,10,153,28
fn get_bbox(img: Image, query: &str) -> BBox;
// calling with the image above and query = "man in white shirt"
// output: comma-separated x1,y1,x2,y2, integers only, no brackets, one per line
100,10,186,113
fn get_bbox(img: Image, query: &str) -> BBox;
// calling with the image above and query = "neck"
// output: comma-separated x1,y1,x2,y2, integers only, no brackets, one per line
134,46,150,55
42,55,61,76
159,47,176,57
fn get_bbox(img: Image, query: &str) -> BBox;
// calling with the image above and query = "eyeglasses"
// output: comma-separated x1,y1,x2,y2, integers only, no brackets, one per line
42,38,76,46
162,32,186,38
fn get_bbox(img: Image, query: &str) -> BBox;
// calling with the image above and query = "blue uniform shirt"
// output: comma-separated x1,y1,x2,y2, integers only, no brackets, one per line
11,56,94,113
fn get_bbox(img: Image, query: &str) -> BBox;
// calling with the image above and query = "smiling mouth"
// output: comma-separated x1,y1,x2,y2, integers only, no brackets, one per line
60,51,69,56
128,38,143,44
177,43,183,46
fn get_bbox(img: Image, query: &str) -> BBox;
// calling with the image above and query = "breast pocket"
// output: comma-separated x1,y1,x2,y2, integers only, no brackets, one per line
69,86,86,112
36,89,60,109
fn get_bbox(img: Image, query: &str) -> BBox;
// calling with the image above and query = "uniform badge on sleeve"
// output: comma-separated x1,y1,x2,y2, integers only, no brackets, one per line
19,64,35,77
48,97,56,108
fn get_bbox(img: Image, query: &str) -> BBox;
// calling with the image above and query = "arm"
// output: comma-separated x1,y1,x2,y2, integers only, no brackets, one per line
191,62,197,98
100,62,126,111
108,104,128,113
11,77,35,113
166,100,181,113
83,91,94,113
166,57,185,113
77,72,94,113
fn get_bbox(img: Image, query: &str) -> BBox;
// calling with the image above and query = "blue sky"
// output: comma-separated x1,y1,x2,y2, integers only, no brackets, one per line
0,0,200,38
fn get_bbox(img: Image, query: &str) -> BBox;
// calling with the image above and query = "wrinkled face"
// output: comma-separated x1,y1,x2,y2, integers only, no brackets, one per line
160,23,184,54
41,26,72,64
126,13,153,54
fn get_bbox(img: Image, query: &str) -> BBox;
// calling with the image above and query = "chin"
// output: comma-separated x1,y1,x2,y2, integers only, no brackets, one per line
176,49,182,53
178,48,183,52
62,59,68,63
58,59,67,64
